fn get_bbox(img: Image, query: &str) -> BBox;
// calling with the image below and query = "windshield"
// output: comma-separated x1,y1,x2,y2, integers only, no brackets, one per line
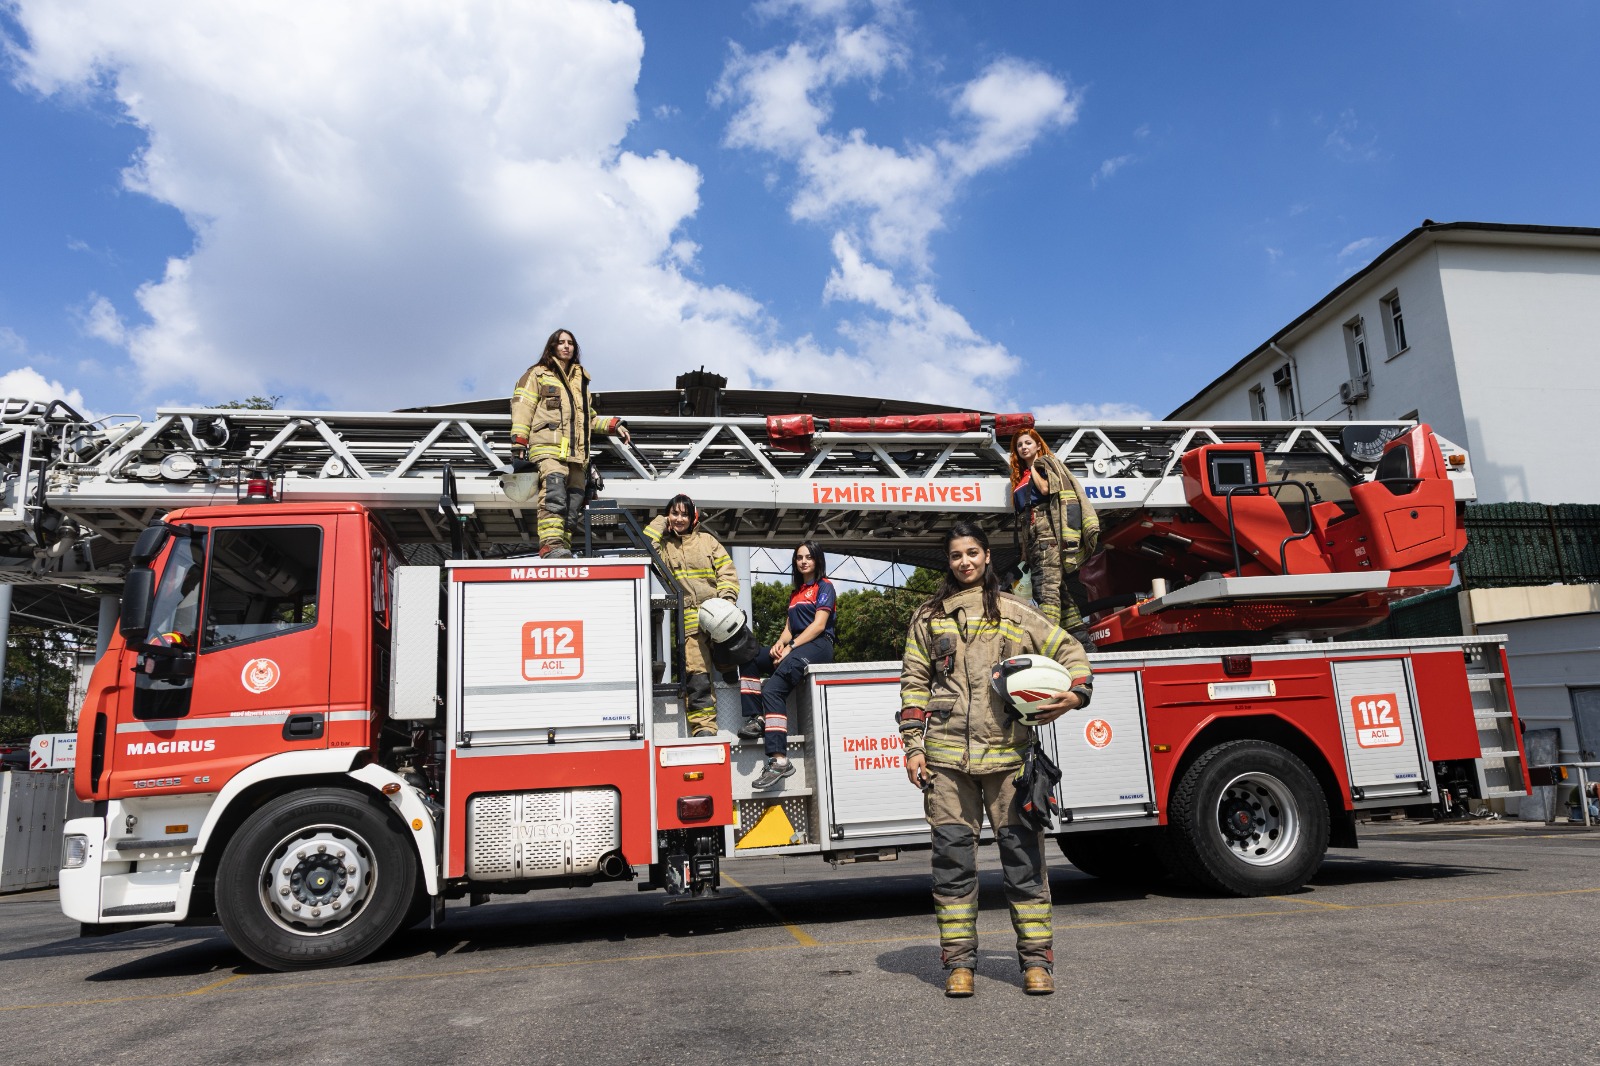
145,528,206,648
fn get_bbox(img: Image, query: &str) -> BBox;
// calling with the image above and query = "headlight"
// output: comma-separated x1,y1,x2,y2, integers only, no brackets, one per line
62,835,90,870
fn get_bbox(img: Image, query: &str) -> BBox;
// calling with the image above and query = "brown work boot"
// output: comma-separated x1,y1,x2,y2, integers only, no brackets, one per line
944,968,974,998
1023,966,1054,995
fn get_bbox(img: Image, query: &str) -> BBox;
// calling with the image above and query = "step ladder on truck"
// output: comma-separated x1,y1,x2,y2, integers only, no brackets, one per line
16,402,1527,971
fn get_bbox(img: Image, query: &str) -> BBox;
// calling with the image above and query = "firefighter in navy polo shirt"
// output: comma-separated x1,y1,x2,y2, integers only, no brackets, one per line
738,541,837,789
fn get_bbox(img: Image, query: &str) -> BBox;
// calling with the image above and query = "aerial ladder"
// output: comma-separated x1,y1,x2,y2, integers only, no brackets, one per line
2,396,1473,646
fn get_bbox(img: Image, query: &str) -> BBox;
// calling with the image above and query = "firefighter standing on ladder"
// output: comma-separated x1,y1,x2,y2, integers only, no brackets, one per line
645,494,740,737
899,522,1092,998
509,329,631,558
1010,428,1100,650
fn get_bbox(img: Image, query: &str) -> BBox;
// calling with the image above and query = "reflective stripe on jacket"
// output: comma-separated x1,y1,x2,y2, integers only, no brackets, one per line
898,587,1091,772
643,516,738,634
510,360,620,463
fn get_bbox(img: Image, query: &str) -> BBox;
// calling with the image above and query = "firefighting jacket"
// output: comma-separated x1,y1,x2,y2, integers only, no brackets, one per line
510,360,621,464
1018,452,1100,569
643,515,739,636
898,586,1092,773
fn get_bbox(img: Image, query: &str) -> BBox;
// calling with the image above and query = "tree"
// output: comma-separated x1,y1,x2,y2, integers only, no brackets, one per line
0,625,78,741
215,395,282,410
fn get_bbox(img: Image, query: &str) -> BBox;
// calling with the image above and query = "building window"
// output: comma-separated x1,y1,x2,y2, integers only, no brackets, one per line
1249,385,1267,421
1344,316,1370,381
1272,364,1297,419
1381,290,1408,357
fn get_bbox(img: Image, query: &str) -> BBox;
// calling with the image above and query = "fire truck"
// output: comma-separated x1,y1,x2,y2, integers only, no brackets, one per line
0,399,1528,970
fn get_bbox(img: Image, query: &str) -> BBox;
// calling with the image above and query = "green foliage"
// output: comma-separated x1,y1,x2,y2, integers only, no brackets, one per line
749,568,942,664
215,395,282,410
0,625,78,741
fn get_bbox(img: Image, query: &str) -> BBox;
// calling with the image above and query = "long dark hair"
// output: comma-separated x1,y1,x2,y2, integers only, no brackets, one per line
666,493,697,529
536,328,581,371
792,540,826,589
925,522,1001,621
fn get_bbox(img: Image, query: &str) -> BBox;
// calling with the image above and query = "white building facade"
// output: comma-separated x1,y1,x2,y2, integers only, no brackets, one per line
1170,222,1600,506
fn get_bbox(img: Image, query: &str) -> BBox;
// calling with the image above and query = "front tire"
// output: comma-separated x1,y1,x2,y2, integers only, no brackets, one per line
1163,740,1329,896
216,788,418,971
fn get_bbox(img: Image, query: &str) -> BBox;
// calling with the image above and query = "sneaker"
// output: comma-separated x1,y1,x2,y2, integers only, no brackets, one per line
736,717,764,742
752,757,796,791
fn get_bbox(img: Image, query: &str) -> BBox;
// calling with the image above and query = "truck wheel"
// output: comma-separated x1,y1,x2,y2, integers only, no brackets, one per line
1058,829,1168,885
1163,740,1328,896
216,788,418,971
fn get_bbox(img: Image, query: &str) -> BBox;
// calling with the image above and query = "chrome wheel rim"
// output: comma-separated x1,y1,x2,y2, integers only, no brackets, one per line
257,824,376,936
1215,772,1299,866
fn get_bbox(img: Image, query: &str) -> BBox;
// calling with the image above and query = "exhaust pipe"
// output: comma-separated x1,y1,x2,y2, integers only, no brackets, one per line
596,852,627,879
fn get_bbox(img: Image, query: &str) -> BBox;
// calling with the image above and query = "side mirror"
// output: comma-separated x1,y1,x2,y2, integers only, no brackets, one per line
129,523,172,567
119,568,157,642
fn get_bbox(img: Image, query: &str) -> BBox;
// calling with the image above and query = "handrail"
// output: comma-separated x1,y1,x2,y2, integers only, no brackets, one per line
1222,478,1315,577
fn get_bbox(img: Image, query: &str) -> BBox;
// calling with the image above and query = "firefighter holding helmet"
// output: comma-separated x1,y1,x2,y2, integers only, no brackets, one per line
645,494,741,737
509,328,631,558
899,522,1092,998
1010,428,1100,649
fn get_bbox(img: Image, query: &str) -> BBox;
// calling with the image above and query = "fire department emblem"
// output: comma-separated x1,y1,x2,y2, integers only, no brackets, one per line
1084,718,1113,749
241,657,282,694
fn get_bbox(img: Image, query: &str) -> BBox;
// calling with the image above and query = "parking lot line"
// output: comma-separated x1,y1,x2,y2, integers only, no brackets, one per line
720,873,820,946
0,971,244,1014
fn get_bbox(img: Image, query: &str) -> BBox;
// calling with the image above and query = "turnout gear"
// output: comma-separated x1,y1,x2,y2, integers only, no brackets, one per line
509,359,623,553
645,513,739,735
899,585,1091,974
1014,444,1100,635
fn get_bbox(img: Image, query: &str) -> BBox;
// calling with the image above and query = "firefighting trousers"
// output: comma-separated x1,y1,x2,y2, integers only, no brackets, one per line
533,458,588,549
682,630,718,731
1025,514,1091,635
738,637,833,757
924,765,1053,972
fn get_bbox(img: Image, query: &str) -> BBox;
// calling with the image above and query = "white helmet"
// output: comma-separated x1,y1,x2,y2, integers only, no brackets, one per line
991,654,1075,726
500,471,538,504
696,598,747,643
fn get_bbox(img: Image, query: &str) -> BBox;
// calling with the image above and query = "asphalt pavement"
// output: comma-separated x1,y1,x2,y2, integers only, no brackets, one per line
2,820,1596,1065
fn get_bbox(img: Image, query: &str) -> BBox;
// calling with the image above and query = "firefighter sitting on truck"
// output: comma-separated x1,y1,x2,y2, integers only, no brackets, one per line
645,494,740,737
509,328,631,558
899,521,1091,999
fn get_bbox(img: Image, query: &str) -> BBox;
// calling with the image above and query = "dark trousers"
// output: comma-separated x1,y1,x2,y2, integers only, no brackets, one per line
738,637,833,757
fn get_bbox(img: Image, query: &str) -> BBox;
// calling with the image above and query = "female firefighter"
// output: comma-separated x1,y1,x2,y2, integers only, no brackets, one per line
509,328,632,558
737,541,836,790
1010,428,1100,649
899,522,1092,998
644,494,740,737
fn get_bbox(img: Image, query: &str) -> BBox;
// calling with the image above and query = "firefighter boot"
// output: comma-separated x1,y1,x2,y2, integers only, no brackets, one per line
1023,967,1054,995
944,968,974,998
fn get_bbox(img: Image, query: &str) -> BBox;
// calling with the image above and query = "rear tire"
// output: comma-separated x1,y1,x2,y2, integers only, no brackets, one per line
1163,740,1328,896
1058,829,1169,885
216,788,418,971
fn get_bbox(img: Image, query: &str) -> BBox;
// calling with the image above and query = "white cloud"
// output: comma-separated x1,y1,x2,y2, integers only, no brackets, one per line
1338,236,1378,259
715,2,1076,407
1033,400,1155,423
0,362,93,419
1323,108,1379,163
7,0,777,408
1091,153,1133,189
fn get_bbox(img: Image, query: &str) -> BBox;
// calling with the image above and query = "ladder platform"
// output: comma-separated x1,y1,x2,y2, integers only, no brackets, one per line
1142,572,1409,613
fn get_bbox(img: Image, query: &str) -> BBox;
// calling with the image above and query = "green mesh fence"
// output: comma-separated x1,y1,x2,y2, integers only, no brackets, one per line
1460,503,1600,588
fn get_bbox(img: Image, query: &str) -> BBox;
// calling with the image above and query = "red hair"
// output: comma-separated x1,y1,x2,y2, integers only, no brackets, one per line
1009,428,1050,490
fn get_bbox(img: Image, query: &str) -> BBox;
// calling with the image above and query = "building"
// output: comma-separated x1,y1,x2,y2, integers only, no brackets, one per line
1169,221,1600,506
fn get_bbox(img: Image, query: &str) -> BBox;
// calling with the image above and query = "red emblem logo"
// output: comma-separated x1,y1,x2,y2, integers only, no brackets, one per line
1084,718,1113,749
241,658,281,694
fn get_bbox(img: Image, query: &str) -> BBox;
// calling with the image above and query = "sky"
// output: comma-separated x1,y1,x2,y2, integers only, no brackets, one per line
2,0,1598,423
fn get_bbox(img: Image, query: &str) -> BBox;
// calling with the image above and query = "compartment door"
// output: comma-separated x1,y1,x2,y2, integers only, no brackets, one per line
458,576,646,744
1332,659,1430,801
818,680,927,841
1046,671,1156,823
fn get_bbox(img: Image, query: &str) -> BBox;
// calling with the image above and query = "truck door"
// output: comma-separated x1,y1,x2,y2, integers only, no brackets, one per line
1331,658,1431,803
113,523,333,796
1047,670,1157,823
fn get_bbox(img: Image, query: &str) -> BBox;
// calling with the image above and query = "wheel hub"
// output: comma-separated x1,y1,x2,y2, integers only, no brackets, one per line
260,827,375,935
1214,772,1300,867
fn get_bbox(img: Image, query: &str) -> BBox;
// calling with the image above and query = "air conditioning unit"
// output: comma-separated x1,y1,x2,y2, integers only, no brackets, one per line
1272,365,1293,387
1340,378,1370,404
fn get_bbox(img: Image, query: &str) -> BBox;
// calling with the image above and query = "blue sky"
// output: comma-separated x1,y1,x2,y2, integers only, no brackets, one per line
2,0,1597,421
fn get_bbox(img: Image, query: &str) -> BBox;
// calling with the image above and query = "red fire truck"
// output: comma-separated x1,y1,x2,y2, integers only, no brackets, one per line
52,415,1529,971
